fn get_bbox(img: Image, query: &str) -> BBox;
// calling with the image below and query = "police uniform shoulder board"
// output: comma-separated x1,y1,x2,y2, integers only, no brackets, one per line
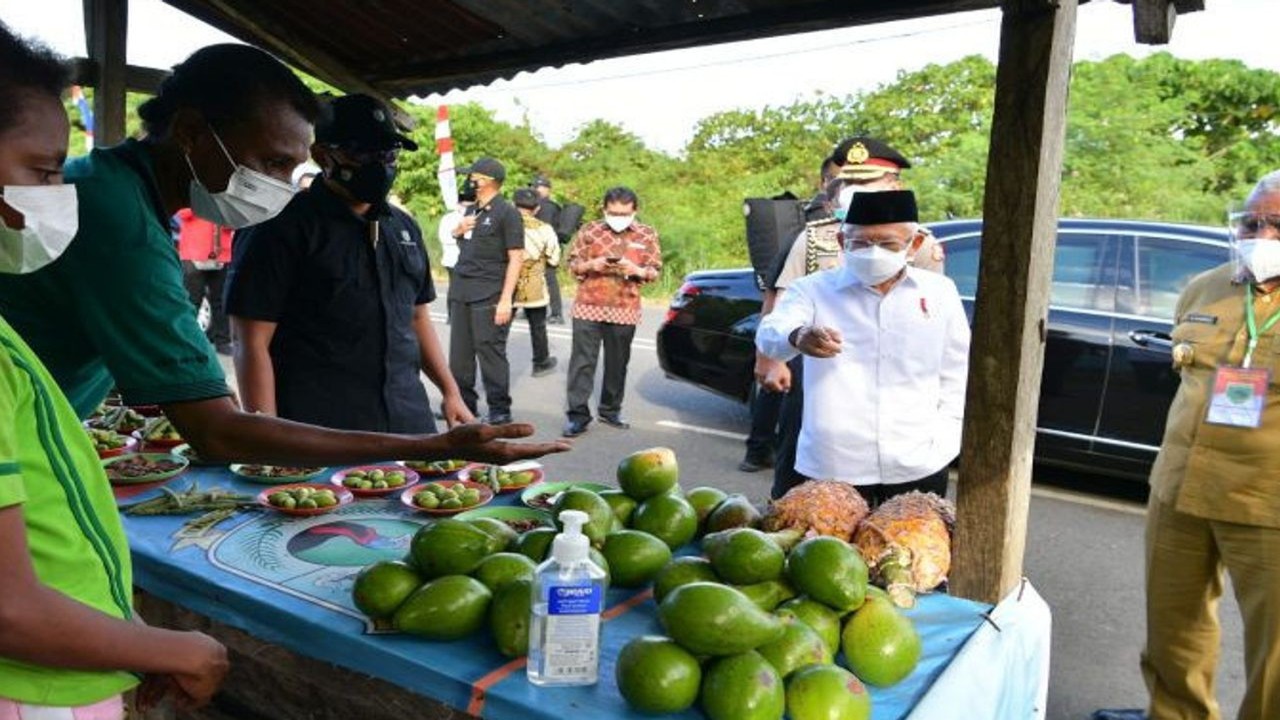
804,217,840,276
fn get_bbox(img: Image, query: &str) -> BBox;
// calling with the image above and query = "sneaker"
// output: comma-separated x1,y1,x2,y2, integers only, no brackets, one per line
562,419,590,438
598,414,630,430
484,413,514,426
532,357,559,377
737,455,774,473
548,315,566,325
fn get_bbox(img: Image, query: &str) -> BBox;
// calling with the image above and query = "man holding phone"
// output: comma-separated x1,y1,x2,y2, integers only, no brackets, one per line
562,187,662,437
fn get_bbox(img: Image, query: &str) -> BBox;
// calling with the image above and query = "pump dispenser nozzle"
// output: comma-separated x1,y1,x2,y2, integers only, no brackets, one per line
552,510,590,563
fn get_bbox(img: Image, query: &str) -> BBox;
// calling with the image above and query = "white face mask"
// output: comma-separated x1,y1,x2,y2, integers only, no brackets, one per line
605,214,634,233
1237,239,1280,282
845,244,908,286
0,184,79,274
186,129,296,229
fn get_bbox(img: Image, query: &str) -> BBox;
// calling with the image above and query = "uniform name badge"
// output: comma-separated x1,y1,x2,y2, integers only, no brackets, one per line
1205,366,1269,428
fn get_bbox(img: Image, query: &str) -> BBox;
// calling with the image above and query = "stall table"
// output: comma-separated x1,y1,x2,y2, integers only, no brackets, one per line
116,465,1049,720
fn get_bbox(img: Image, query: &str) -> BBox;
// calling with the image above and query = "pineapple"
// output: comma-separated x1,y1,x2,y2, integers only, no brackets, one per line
852,491,955,608
761,480,870,541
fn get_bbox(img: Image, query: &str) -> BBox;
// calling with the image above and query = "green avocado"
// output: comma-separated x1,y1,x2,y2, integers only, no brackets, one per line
658,581,784,656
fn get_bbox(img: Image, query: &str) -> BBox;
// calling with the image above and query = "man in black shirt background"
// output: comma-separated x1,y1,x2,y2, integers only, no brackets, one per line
225,94,472,433
448,157,525,424
532,175,566,325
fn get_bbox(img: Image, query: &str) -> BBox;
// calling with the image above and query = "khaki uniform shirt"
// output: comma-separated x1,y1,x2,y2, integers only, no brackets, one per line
774,220,842,289
1150,262,1280,529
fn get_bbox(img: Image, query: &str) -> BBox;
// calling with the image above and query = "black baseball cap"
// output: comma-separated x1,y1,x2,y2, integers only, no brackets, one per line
532,175,552,188
316,94,418,151
460,157,506,182
513,187,539,209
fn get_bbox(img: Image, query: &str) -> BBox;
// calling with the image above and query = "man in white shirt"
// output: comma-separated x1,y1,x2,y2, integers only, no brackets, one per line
756,189,969,505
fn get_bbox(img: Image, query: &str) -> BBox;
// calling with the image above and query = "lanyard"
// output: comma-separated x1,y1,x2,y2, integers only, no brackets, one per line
1243,285,1280,367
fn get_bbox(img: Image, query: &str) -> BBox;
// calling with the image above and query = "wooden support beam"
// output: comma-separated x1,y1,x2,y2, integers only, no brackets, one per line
1133,0,1177,44
69,58,169,95
83,0,129,145
950,0,1077,604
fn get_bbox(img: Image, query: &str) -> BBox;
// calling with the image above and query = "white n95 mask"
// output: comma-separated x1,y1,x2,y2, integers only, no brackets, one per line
0,184,79,274
845,245,908,286
1237,239,1280,283
186,129,295,229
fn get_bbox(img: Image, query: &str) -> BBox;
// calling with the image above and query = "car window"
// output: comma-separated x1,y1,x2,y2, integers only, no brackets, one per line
941,230,1116,311
942,235,981,297
1133,236,1227,320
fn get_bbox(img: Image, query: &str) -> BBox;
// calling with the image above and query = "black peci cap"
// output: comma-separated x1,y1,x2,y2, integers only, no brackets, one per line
846,189,918,225
316,94,418,151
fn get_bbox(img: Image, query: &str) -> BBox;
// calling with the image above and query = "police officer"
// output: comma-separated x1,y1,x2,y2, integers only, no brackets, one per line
226,94,473,432
449,157,525,424
759,136,916,498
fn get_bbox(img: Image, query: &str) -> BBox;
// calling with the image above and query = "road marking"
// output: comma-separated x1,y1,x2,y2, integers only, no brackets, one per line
430,313,656,350
655,420,748,441
1028,485,1146,516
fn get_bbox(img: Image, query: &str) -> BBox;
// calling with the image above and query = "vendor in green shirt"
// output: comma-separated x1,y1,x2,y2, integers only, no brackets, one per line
0,23,226,715
0,42,569,468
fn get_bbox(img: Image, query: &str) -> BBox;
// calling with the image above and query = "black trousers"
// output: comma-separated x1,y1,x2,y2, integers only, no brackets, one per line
448,296,513,416
524,306,550,366
545,265,563,318
857,465,950,507
566,319,635,423
770,356,806,499
182,262,230,347
745,383,784,462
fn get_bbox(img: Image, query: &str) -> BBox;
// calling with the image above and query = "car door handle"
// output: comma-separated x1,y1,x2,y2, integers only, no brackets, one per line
1128,329,1173,349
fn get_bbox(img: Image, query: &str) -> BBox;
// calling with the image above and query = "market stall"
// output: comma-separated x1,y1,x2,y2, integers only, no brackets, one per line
113,461,1049,720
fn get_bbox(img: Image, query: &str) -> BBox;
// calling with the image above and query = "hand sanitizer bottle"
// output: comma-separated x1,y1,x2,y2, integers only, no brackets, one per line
527,509,607,686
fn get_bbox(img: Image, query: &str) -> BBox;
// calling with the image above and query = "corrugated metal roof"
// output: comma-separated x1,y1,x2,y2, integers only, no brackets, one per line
159,0,1004,98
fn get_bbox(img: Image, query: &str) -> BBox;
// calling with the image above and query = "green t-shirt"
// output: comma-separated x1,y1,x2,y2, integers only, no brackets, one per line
0,139,230,417
0,314,137,705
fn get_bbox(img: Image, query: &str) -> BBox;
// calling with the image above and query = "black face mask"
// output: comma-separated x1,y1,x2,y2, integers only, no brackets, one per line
331,160,397,204
459,178,478,202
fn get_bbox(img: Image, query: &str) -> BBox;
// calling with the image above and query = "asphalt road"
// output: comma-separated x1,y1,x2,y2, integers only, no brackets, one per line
222,301,1248,719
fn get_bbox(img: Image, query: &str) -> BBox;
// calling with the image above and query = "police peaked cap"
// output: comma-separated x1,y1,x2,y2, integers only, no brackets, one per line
832,136,911,180
846,189,919,225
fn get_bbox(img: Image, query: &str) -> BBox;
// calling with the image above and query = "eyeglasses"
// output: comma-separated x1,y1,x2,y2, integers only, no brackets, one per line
840,230,917,253
1229,212,1280,238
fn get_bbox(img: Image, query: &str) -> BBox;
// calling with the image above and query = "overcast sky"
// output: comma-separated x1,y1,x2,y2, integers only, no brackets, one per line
1,0,1275,153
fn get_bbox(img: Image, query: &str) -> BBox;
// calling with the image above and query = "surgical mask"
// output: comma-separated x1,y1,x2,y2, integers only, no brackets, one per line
1237,239,1280,282
0,184,79,274
331,159,397,204
186,129,295,229
845,245,908,286
605,214,634,233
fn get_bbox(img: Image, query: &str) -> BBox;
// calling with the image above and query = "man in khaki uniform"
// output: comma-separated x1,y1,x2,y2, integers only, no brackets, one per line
1142,170,1280,720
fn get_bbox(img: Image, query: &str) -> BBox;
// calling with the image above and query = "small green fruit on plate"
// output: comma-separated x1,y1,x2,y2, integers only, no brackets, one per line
331,465,420,497
401,480,494,515
258,483,353,517
521,481,611,510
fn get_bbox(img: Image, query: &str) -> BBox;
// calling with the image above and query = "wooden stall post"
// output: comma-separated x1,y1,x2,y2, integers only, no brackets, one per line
83,0,129,146
950,0,1078,604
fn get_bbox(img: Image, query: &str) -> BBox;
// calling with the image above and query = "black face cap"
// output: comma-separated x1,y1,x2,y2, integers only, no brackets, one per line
513,187,539,209
316,94,418,151
459,157,506,183
846,189,919,225
532,175,551,189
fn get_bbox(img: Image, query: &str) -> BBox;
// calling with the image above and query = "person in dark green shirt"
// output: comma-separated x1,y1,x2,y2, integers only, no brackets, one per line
0,22,227,715
0,43,569,469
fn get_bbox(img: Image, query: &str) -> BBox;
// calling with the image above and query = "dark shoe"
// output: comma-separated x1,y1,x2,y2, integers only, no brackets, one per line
532,357,559,377
548,315,566,325
598,414,630,430
215,343,233,356
562,419,590,438
484,413,514,426
737,455,774,473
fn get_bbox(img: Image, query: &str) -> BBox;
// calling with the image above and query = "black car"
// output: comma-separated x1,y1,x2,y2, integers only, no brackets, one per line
656,218,1232,480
